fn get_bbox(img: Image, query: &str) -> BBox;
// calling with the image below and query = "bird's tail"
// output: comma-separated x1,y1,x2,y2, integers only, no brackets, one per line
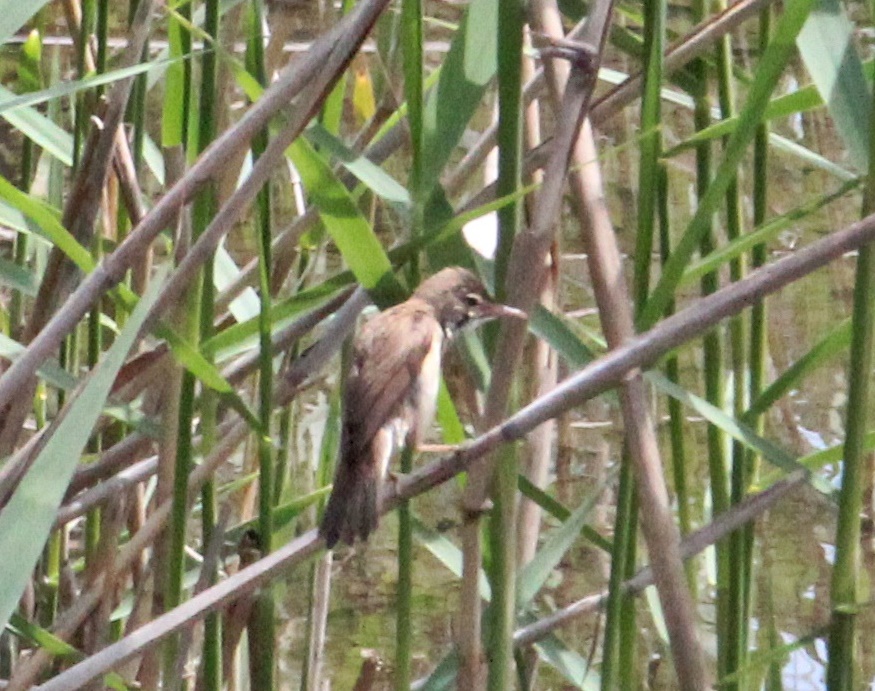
319,458,380,548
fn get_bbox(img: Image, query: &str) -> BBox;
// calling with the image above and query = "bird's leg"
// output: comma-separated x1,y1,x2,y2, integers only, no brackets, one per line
387,441,417,490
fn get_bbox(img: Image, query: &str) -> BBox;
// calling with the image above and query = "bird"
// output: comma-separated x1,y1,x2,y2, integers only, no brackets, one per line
319,266,525,548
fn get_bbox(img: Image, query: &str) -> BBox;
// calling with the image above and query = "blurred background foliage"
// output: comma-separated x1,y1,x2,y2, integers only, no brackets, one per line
0,0,873,688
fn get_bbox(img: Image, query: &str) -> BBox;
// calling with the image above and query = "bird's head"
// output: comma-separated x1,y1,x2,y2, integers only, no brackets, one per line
413,267,526,335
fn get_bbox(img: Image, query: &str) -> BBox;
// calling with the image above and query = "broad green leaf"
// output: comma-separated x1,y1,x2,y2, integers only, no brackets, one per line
0,266,167,634
141,132,166,186
0,0,52,48
0,255,37,296
305,124,410,207
797,0,871,171
0,176,93,270
644,584,669,641
0,197,35,235
17,29,42,93
162,15,188,148
288,137,404,306
435,379,466,445
529,305,596,368
213,242,260,324
420,0,498,194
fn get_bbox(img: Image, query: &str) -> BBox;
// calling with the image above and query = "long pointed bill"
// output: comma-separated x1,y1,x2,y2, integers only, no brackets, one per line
480,303,527,321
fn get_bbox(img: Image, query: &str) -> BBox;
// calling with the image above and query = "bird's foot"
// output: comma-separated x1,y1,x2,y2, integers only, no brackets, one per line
387,470,409,488
385,471,410,501
461,497,494,522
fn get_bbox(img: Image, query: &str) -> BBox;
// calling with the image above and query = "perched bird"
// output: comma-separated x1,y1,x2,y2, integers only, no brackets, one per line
319,266,525,548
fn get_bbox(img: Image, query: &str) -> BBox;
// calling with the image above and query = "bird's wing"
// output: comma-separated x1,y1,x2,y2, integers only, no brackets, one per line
341,301,439,465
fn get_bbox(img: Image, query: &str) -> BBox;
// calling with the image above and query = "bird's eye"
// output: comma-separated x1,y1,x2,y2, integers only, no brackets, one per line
464,293,483,307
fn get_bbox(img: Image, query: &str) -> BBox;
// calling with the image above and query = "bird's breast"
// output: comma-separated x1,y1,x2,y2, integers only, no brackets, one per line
409,321,443,445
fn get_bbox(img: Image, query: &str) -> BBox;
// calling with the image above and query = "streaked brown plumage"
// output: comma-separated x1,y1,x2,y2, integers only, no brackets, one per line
319,267,524,548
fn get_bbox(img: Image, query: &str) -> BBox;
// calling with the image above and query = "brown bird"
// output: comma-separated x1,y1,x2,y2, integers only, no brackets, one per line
319,266,525,548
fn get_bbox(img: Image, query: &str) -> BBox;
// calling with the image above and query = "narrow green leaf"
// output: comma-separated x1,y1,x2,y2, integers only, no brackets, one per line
518,476,569,523
746,318,850,419
0,86,73,166
223,487,330,544
0,58,181,115
413,517,491,601
517,483,604,607
7,614,129,690
640,0,818,327
0,266,167,634
203,280,349,358
680,179,860,287
402,0,424,199
534,634,601,690
0,334,77,391
650,372,834,495
418,651,459,691
531,302,831,496
663,84,823,156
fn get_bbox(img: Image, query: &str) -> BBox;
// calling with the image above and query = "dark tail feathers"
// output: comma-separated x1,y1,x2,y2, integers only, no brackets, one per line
319,461,380,548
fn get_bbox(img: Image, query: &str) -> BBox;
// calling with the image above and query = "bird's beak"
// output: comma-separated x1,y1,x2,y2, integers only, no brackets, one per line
482,303,527,321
